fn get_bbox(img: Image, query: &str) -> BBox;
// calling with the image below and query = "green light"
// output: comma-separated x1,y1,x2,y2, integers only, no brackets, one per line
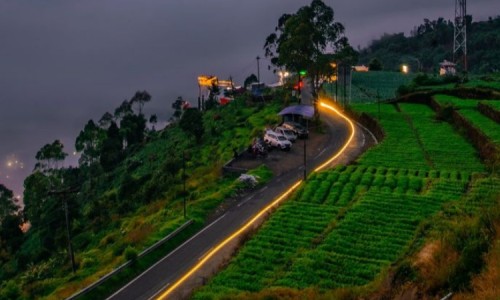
299,70,307,76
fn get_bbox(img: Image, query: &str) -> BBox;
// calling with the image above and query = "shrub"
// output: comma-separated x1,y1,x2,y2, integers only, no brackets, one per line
0,280,20,300
124,246,138,262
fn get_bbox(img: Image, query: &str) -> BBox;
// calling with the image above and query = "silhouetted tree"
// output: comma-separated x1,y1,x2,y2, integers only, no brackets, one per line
368,58,383,71
75,120,106,166
264,0,349,98
100,122,123,171
130,90,152,115
179,108,204,142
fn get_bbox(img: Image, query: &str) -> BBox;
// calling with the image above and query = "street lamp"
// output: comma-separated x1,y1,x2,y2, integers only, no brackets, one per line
401,64,409,74
256,56,261,83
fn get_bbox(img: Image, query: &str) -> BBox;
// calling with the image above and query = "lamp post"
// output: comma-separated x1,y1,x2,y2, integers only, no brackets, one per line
403,56,421,72
183,151,186,219
256,56,260,83
303,120,308,180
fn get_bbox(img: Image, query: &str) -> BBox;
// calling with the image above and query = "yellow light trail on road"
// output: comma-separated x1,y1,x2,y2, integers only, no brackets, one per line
157,180,303,300
314,99,356,172
156,98,356,299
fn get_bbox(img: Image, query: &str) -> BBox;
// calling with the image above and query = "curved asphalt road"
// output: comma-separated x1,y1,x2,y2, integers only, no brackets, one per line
108,93,354,300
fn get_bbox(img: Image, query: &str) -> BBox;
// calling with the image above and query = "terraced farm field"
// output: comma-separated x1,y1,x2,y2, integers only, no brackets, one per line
325,71,415,103
434,95,500,143
193,101,498,299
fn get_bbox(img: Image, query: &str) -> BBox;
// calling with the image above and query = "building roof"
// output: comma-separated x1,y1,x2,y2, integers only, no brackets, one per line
278,105,314,119
440,60,456,67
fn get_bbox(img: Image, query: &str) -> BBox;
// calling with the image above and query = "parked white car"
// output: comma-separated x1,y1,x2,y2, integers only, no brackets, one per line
274,126,297,142
282,121,309,138
264,130,292,150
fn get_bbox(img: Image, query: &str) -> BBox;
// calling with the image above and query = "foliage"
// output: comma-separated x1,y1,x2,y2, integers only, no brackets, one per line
179,108,204,142
0,184,17,222
359,16,500,73
194,98,496,299
368,58,382,71
130,90,151,115
5,90,283,299
34,140,68,172
75,120,106,166
244,74,258,88
264,0,351,98
99,122,124,171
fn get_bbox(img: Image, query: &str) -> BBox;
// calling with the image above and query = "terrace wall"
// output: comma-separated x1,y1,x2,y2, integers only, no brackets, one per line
395,91,499,166
478,102,500,123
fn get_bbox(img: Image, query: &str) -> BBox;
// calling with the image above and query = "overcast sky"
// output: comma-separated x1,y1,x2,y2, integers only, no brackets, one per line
1,0,499,198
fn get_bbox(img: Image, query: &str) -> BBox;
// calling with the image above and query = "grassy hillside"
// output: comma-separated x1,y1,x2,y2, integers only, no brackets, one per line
192,94,500,299
0,94,281,300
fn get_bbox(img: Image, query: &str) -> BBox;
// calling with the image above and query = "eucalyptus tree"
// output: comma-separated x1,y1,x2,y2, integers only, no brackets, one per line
75,120,106,166
130,90,152,115
264,0,352,100
34,140,68,172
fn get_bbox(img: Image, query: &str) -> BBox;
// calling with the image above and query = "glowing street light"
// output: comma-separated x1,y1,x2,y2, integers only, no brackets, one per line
401,64,409,74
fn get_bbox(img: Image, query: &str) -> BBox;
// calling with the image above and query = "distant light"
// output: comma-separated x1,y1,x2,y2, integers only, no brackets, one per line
73,151,77,156
402,65,409,74
299,70,307,76
7,161,12,167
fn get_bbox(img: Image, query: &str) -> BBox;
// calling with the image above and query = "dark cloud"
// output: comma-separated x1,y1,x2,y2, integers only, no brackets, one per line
1,0,498,196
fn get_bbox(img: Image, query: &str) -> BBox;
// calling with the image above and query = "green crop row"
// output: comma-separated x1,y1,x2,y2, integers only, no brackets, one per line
193,101,490,299
353,104,429,169
399,103,485,172
434,95,500,144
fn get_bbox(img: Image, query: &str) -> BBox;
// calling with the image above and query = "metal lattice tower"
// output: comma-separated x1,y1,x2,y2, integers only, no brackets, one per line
453,0,467,72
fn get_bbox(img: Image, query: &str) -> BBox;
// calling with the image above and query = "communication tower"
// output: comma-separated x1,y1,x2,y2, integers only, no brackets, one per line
453,0,467,72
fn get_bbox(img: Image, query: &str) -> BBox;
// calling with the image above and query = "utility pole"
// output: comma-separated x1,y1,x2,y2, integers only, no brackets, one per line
303,127,307,180
49,187,78,273
63,198,76,273
298,72,302,104
183,151,186,219
256,56,261,83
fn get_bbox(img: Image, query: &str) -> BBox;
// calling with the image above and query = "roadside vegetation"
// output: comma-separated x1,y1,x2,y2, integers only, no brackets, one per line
0,90,281,299
192,84,500,299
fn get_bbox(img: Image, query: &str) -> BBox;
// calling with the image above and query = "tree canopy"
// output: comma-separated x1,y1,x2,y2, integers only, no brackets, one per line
264,0,352,99
358,16,500,73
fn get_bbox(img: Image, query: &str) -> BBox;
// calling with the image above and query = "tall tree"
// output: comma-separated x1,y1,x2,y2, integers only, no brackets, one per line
34,140,68,172
75,120,106,166
114,100,133,122
98,112,114,129
100,122,124,171
120,114,146,147
179,108,204,142
130,90,152,115
0,184,17,223
149,114,158,131
264,0,349,99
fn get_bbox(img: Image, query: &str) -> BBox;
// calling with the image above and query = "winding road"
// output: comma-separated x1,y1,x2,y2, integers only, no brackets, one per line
107,94,371,300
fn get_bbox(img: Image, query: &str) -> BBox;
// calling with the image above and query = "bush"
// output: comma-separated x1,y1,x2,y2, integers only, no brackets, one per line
0,280,20,300
124,246,138,261
396,84,415,97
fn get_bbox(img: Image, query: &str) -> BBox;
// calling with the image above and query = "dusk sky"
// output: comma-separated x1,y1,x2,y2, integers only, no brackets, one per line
1,0,499,198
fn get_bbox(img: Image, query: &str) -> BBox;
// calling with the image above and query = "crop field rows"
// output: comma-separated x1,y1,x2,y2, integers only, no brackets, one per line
193,102,489,299
434,95,500,144
398,103,484,172
194,165,473,298
352,104,429,169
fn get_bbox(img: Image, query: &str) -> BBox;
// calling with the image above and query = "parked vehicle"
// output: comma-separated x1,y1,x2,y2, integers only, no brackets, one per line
264,130,292,151
249,138,268,157
274,126,297,142
282,121,309,138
